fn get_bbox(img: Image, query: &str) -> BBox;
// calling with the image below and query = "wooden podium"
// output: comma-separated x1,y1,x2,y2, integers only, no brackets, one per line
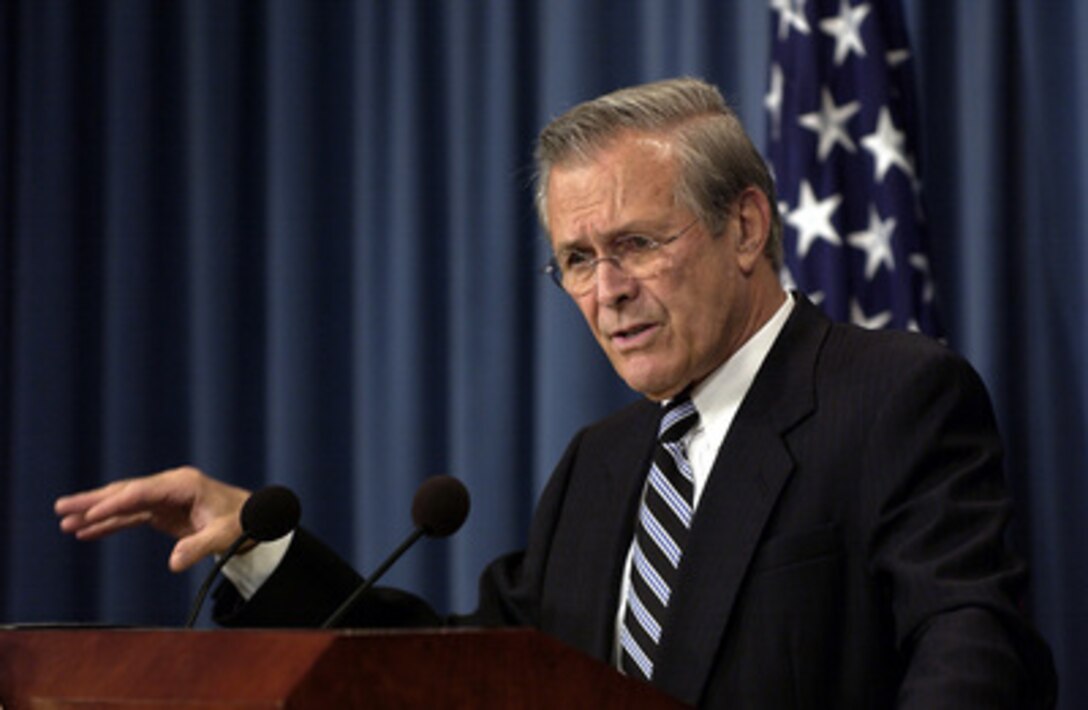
0,627,684,708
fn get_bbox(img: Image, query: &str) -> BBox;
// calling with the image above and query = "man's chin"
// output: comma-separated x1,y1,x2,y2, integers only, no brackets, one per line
615,363,681,401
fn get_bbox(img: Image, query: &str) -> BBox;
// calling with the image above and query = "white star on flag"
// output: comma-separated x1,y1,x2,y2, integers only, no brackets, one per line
772,0,812,40
860,106,915,182
786,180,842,258
847,205,897,279
886,48,911,67
850,299,892,329
766,63,785,140
819,0,871,66
798,88,861,160
909,253,936,303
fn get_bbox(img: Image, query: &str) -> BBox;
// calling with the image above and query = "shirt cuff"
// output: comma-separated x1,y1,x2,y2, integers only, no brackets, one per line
220,531,294,600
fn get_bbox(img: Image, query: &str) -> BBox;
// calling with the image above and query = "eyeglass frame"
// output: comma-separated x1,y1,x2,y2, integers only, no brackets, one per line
543,217,701,295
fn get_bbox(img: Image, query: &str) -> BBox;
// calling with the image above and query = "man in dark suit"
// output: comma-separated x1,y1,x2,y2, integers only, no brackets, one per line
57,78,1055,707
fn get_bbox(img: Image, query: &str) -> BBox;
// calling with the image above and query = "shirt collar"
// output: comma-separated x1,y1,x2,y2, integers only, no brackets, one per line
686,292,795,428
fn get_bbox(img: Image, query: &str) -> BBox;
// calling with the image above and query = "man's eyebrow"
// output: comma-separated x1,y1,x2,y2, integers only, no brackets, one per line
556,220,669,248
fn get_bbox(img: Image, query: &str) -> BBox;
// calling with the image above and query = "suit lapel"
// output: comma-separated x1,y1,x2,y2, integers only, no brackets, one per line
549,400,660,661
652,297,830,704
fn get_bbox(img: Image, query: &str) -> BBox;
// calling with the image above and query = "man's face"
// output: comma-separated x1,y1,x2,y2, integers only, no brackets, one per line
546,132,758,401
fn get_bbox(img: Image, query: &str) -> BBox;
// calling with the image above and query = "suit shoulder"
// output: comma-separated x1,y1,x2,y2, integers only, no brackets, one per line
814,323,996,424
580,397,658,437
552,398,659,467
823,321,974,376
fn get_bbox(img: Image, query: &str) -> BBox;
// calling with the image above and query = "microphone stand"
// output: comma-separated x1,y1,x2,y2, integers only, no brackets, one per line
184,533,252,628
320,527,425,629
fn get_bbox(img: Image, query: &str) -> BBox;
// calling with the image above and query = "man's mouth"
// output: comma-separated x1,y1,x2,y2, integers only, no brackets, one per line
610,322,659,350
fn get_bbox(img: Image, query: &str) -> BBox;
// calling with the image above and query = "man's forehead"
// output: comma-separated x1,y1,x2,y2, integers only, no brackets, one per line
546,135,681,238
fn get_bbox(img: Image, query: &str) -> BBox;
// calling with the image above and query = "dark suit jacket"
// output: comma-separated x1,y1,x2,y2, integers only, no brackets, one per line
215,296,1056,708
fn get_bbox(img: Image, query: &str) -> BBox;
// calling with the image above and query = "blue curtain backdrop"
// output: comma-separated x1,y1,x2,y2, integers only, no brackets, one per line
1,0,1084,706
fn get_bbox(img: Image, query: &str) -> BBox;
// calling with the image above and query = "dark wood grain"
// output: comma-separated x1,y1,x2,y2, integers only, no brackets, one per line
0,627,686,708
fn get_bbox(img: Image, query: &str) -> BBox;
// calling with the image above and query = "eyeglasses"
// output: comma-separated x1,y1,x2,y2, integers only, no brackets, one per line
544,218,700,296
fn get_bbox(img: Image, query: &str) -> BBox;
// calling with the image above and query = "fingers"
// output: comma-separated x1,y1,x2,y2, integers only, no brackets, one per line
54,479,128,518
169,537,202,573
54,468,197,544
55,480,142,537
81,470,193,523
55,466,253,572
168,518,242,572
59,510,154,540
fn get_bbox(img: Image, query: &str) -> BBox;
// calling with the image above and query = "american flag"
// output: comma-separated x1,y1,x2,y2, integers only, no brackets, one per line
766,0,942,336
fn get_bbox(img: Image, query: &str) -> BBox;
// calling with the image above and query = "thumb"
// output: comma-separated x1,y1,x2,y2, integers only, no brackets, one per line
168,523,241,573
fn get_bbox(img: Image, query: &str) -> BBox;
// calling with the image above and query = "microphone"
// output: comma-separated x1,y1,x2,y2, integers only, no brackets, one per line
184,485,301,628
321,475,469,629
239,485,302,542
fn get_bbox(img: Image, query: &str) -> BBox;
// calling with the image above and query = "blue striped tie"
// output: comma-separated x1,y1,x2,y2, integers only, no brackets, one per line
620,395,700,681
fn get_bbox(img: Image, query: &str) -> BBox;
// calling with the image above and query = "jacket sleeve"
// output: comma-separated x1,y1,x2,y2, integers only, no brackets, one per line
212,527,440,629
863,348,1057,708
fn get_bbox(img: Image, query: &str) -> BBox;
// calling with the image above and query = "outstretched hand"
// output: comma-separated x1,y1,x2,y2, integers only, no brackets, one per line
54,466,251,572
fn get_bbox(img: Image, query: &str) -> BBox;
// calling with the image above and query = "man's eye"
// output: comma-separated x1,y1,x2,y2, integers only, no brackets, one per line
615,234,657,254
562,251,593,271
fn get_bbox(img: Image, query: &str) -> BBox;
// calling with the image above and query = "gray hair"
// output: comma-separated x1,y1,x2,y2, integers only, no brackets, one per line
534,77,783,270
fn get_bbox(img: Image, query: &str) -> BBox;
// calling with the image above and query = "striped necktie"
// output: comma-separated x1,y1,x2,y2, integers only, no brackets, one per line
619,394,700,681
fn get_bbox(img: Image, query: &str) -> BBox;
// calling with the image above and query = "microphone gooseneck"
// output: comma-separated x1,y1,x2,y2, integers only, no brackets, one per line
321,475,470,629
185,485,302,628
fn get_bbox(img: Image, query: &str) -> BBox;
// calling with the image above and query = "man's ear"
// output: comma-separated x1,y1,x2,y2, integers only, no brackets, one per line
734,187,772,274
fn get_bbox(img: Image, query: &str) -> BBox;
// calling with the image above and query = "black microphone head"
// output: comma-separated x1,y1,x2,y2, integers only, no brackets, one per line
411,475,470,538
240,485,302,542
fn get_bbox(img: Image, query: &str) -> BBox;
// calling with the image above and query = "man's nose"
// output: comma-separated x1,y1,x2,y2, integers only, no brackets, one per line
594,258,637,305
